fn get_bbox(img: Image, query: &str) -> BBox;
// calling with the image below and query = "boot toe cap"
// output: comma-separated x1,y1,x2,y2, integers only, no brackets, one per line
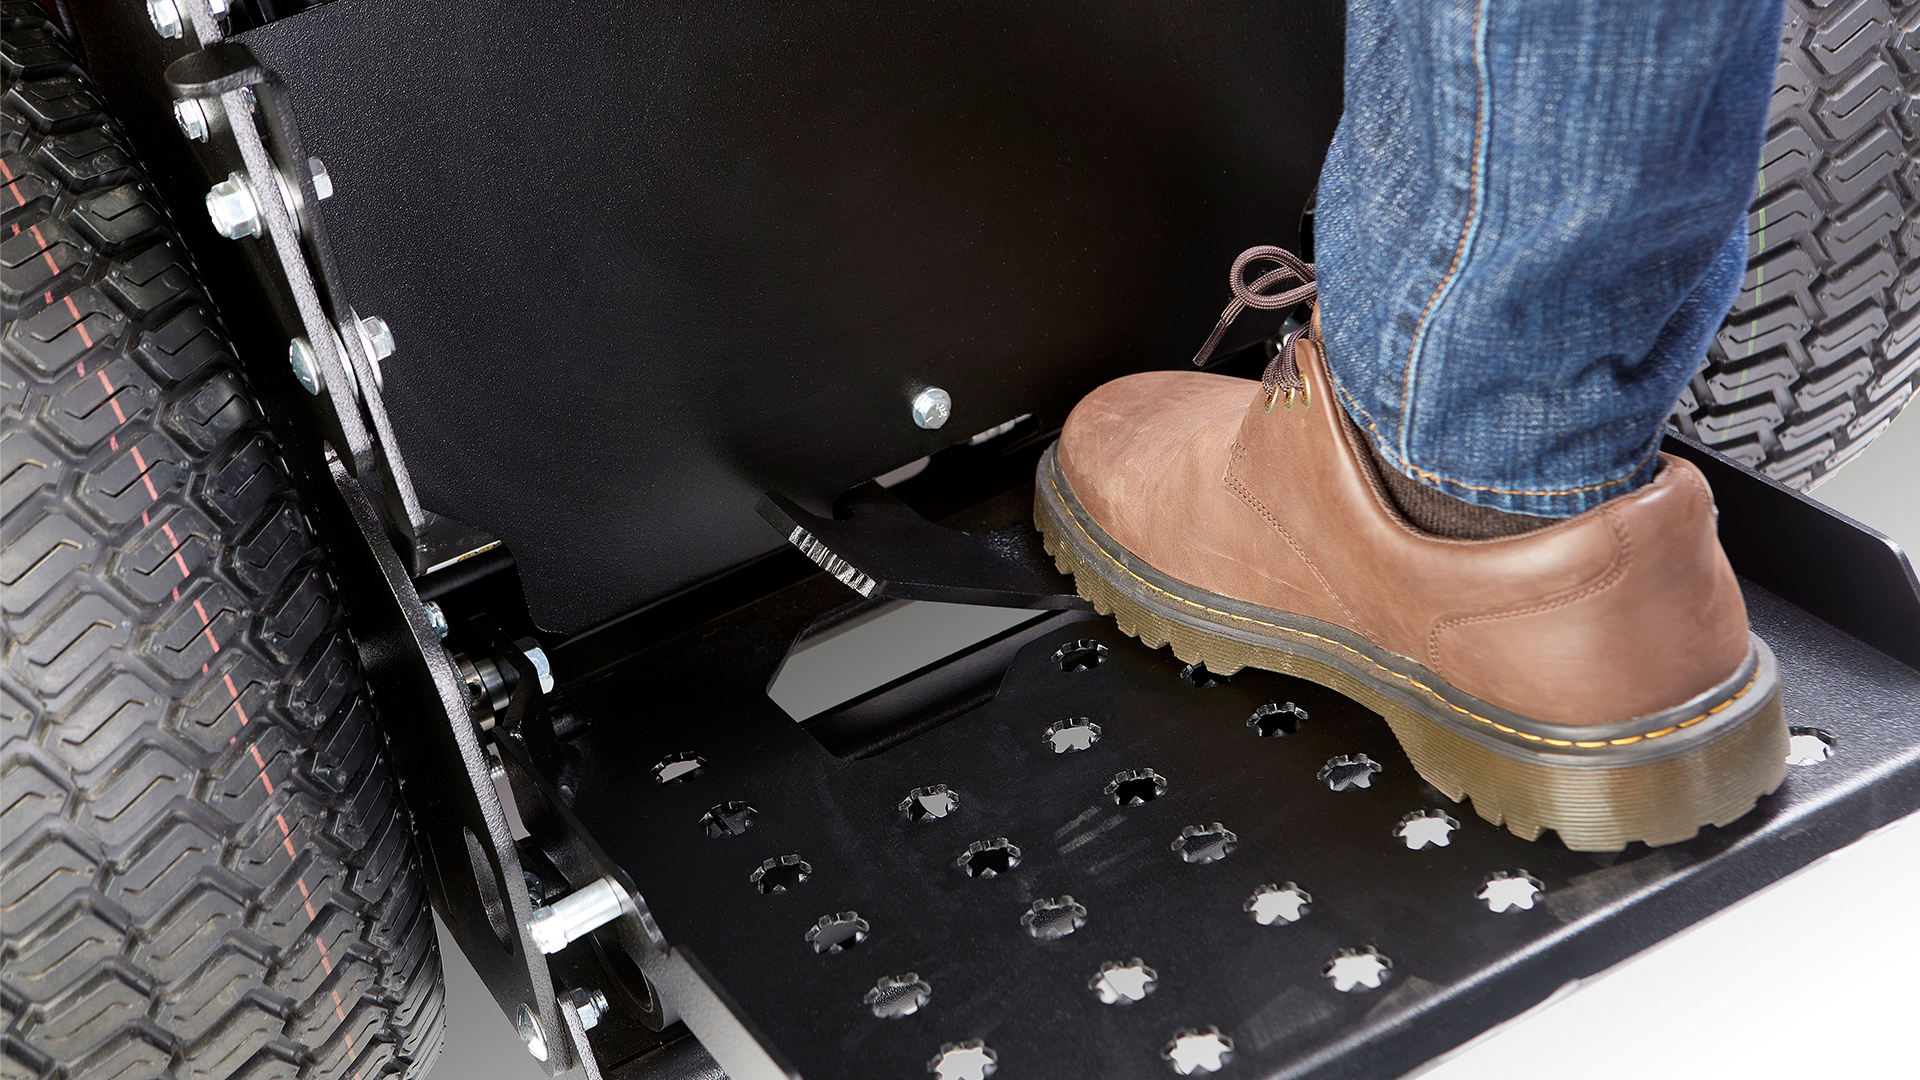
1057,370,1257,540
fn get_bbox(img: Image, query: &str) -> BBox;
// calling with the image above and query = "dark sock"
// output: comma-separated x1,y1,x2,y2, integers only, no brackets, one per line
1344,413,1555,539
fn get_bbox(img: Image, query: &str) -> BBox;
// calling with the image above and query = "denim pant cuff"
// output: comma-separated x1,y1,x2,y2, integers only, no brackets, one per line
1314,0,1783,518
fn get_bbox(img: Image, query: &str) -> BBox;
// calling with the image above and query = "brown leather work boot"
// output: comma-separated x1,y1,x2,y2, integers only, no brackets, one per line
1035,322,1787,851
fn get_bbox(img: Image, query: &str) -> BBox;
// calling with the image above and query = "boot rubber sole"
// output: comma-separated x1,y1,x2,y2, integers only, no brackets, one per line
1035,445,1788,851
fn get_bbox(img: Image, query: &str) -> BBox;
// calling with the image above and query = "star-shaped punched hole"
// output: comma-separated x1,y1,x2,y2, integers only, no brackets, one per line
1245,882,1311,925
1786,726,1835,766
804,911,869,955
865,973,932,1019
699,801,757,838
1322,946,1392,992
1177,661,1231,687
748,854,811,895
955,838,1021,878
1248,701,1309,737
1171,823,1237,865
1090,958,1158,1004
1477,870,1544,913
1317,754,1382,791
1394,809,1459,850
1021,895,1088,940
1053,639,1109,672
1046,717,1102,754
901,785,960,822
1162,1027,1234,1075
927,1038,998,1080
1107,768,1169,806
652,751,706,785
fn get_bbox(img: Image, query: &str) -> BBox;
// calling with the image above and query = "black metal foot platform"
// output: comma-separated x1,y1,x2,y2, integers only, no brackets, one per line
372,429,1915,1080
537,538,1919,1078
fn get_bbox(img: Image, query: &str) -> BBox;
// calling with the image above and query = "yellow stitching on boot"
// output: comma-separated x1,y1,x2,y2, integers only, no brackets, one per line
1046,466,1760,746
1223,461,1373,638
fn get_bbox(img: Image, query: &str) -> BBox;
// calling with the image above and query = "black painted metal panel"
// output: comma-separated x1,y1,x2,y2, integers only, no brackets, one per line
240,0,1345,633
556,569,1920,1080
1665,432,1920,672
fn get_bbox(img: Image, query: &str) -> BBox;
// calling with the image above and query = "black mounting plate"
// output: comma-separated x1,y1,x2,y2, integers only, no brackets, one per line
234,0,1345,634
556,562,1920,1079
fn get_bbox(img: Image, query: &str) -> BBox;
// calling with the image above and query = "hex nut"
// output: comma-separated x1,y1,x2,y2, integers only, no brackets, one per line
146,0,183,38
360,315,395,360
173,99,209,142
423,600,449,640
911,386,953,429
517,638,554,695
574,989,609,1031
309,156,334,200
205,173,262,240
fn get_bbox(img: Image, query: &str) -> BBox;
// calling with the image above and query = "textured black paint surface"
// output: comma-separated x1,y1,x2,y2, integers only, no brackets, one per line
559,576,1920,1080
241,0,1346,632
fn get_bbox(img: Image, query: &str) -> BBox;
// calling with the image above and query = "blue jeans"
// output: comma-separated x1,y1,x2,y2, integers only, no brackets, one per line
1317,0,1785,517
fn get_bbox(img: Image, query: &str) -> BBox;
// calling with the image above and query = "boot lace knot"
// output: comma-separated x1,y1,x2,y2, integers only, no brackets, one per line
1189,245,1316,410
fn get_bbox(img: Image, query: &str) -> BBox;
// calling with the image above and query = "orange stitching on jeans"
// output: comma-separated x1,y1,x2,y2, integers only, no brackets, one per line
1335,378,1663,497
1327,2,1661,504
1399,0,1492,452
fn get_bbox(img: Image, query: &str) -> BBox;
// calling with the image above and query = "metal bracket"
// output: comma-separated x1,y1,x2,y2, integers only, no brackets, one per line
549,446,1920,1080
758,481,1092,610
557,992,606,1080
159,2,431,562
1663,432,1920,670
321,447,584,1075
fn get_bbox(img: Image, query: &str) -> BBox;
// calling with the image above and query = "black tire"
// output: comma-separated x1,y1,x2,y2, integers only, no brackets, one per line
1675,0,1920,488
1,9,446,1080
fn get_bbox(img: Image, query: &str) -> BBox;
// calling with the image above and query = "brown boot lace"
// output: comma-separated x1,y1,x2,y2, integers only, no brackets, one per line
1189,245,1317,411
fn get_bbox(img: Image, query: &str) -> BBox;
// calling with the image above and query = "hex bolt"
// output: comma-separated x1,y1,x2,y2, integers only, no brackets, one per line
516,637,555,695
309,156,334,200
205,173,262,239
423,600,449,640
514,1003,548,1061
344,310,394,390
146,0,183,38
173,99,209,142
911,386,953,429
288,337,324,395
527,875,628,954
571,988,610,1031
359,315,394,360
208,0,230,17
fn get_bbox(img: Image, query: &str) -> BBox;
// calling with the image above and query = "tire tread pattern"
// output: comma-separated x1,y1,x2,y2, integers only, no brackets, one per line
1675,0,1920,486
0,8,445,1080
